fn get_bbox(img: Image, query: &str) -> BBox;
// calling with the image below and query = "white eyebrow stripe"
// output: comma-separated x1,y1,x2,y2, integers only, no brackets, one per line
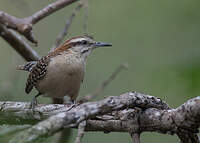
70,38,86,43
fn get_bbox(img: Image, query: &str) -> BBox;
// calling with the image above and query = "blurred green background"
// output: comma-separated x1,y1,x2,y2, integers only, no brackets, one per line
1,0,200,142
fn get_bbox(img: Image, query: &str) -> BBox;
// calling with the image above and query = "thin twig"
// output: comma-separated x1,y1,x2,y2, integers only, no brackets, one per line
74,121,86,143
130,133,141,143
0,24,39,61
51,2,84,51
82,0,89,34
28,0,79,24
78,63,128,103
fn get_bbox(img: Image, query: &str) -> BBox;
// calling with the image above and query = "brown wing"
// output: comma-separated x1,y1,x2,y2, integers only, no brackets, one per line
25,56,50,94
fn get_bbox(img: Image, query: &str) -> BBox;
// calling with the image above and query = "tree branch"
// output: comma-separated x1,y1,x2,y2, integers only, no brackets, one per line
130,133,140,143
0,91,170,143
82,0,89,33
74,121,86,143
0,0,79,43
27,0,79,25
1,92,200,142
1,93,200,143
51,1,83,51
0,92,169,125
0,24,39,61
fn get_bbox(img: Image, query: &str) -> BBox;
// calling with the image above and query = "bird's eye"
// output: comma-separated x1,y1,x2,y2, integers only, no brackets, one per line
82,40,87,44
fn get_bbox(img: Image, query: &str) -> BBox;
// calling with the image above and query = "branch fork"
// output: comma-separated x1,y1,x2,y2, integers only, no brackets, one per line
0,0,79,44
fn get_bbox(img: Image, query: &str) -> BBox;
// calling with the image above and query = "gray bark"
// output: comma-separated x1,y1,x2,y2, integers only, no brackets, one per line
0,92,199,143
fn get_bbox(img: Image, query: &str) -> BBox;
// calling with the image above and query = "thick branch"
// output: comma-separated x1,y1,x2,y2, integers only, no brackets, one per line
0,24,39,61
0,12,36,43
2,93,200,143
6,92,170,143
1,93,175,142
0,92,169,125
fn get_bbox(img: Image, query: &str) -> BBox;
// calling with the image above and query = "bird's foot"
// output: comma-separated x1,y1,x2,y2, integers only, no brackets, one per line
66,99,79,111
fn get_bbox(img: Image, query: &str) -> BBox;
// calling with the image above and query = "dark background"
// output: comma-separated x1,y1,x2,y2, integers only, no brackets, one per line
1,0,200,142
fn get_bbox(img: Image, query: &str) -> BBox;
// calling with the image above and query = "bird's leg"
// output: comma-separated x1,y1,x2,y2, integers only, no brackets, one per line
69,99,75,104
30,93,41,110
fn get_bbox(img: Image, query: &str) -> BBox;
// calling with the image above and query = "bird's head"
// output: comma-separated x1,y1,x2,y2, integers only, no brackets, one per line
53,35,112,59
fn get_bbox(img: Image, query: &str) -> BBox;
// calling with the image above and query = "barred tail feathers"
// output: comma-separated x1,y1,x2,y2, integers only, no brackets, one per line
16,61,37,72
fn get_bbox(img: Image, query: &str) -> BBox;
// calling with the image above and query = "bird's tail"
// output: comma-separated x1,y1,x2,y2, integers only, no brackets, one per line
16,61,37,72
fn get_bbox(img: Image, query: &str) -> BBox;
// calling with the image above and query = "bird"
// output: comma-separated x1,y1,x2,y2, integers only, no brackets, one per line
17,35,112,109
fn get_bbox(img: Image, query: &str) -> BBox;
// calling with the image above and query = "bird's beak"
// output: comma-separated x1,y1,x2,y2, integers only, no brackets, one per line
92,42,112,49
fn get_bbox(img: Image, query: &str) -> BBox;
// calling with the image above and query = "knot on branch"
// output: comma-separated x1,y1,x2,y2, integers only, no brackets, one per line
17,21,37,44
17,22,32,34
0,11,37,44
120,91,170,110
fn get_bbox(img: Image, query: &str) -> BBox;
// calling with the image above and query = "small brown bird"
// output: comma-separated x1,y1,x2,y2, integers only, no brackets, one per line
17,35,112,108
